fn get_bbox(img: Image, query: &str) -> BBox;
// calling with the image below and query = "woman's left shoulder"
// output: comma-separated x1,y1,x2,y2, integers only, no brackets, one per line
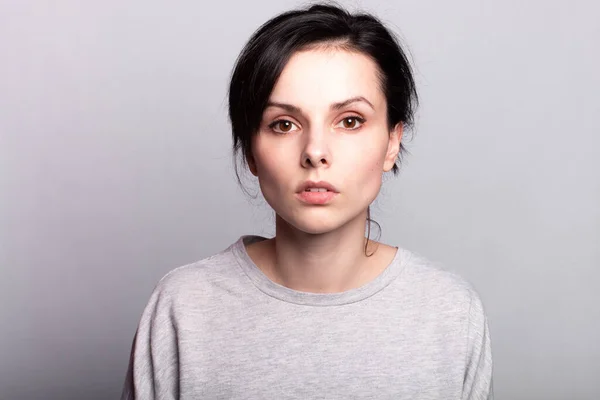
398,247,486,310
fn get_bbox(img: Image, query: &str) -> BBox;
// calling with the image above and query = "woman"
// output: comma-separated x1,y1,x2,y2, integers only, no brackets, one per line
121,3,493,399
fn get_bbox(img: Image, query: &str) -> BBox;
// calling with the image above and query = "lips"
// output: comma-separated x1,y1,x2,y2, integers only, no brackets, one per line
295,180,339,205
297,180,339,193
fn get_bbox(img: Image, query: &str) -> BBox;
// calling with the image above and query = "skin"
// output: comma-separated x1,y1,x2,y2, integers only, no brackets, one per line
245,47,403,293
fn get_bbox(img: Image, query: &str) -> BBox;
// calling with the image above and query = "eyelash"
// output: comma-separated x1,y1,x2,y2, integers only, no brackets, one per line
267,116,366,134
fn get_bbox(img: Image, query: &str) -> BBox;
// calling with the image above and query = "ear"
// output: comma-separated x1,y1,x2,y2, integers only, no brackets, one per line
246,151,258,176
383,122,403,172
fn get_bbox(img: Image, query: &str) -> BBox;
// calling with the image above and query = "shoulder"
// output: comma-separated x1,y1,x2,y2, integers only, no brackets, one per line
129,243,246,337
398,248,486,317
148,243,241,303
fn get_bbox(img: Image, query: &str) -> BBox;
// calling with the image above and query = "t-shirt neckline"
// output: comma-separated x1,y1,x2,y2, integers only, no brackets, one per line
231,235,408,306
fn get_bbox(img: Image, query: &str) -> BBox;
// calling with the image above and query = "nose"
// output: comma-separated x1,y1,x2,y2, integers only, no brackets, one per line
301,127,331,169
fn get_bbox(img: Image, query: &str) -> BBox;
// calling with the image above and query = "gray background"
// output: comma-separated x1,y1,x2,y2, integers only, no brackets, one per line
1,0,598,399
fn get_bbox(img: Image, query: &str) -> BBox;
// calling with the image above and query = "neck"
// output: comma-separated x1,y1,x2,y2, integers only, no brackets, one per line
265,210,378,293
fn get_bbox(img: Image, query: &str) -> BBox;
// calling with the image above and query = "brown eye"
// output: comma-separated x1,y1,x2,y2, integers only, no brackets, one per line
278,121,292,132
343,118,356,129
337,116,365,130
269,119,299,134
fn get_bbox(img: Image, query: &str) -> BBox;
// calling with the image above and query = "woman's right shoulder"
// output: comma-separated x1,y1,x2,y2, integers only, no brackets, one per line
150,243,240,299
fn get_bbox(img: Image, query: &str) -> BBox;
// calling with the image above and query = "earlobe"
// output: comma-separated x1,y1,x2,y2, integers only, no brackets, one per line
383,123,403,172
247,152,258,176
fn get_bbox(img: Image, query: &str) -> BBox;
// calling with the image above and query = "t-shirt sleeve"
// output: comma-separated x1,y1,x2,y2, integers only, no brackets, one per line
120,282,180,400
462,289,494,400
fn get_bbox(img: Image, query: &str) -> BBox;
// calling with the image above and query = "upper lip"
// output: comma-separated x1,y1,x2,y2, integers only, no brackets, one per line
297,180,339,193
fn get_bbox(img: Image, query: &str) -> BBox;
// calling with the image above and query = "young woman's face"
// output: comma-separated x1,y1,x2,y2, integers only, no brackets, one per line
249,48,402,235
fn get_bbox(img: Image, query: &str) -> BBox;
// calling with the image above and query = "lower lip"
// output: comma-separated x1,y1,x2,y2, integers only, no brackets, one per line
296,191,338,205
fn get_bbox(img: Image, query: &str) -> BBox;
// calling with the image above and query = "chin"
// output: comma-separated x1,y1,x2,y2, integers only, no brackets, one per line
294,223,339,235
279,210,349,235
292,225,340,236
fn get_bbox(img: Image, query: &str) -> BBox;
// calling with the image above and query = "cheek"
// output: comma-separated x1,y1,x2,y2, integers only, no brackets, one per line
343,136,386,173
341,138,386,197
253,139,292,192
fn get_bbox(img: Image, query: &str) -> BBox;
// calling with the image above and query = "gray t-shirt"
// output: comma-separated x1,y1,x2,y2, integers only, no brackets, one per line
121,235,493,399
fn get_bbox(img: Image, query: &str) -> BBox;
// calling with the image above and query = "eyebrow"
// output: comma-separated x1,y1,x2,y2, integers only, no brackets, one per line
265,96,375,114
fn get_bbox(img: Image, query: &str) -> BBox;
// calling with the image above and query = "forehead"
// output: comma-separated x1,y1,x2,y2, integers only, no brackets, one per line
268,48,384,109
